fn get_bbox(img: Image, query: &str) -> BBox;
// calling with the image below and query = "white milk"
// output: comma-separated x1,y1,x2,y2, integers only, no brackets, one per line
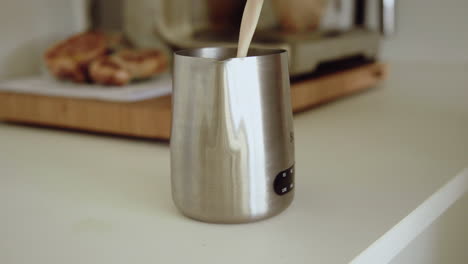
237,0,265,58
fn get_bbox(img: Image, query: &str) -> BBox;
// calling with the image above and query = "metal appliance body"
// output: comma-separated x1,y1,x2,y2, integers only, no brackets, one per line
142,0,395,76
171,47,295,223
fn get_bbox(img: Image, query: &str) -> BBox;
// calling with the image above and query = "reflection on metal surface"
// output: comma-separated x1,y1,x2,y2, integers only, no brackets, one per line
171,47,295,223
381,0,396,36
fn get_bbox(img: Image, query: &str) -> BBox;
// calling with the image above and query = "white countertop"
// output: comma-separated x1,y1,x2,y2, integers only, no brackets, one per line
1,62,467,264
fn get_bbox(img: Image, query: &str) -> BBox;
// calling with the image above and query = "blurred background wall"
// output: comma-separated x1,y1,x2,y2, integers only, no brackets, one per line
381,0,468,63
0,0,88,80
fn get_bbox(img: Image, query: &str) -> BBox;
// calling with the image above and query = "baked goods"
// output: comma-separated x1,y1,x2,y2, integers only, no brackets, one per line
44,31,167,85
89,56,131,86
44,32,108,83
89,49,167,86
112,49,167,80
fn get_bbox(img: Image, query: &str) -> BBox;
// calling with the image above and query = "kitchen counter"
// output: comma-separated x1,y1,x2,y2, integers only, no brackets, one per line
1,62,467,264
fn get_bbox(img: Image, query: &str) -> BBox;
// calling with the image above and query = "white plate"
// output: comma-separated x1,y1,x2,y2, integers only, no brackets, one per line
0,74,172,102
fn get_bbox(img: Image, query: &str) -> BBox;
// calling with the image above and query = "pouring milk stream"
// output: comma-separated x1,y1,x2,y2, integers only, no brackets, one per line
237,0,265,58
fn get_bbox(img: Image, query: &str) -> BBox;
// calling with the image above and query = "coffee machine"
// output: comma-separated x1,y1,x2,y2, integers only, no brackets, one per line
124,0,395,77
92,0,395,76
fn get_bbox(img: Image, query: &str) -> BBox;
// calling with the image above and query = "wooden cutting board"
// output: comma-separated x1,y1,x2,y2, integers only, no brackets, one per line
0,62,386,140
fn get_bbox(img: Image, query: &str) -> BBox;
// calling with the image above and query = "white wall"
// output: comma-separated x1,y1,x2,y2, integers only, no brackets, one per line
0,0,88,80
382,0,468,63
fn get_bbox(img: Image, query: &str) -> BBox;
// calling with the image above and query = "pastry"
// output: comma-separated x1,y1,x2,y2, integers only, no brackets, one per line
44,32,107,82
89,49,167,85
45,32,167,86
112,49,167,80
88,56,131,86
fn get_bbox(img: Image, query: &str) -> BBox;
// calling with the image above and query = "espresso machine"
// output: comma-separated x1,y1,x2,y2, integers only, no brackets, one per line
136,0,396,76
92,0,396,76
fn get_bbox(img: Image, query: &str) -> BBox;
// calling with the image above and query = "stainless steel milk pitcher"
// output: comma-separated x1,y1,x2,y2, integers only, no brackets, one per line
171,47,295,223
